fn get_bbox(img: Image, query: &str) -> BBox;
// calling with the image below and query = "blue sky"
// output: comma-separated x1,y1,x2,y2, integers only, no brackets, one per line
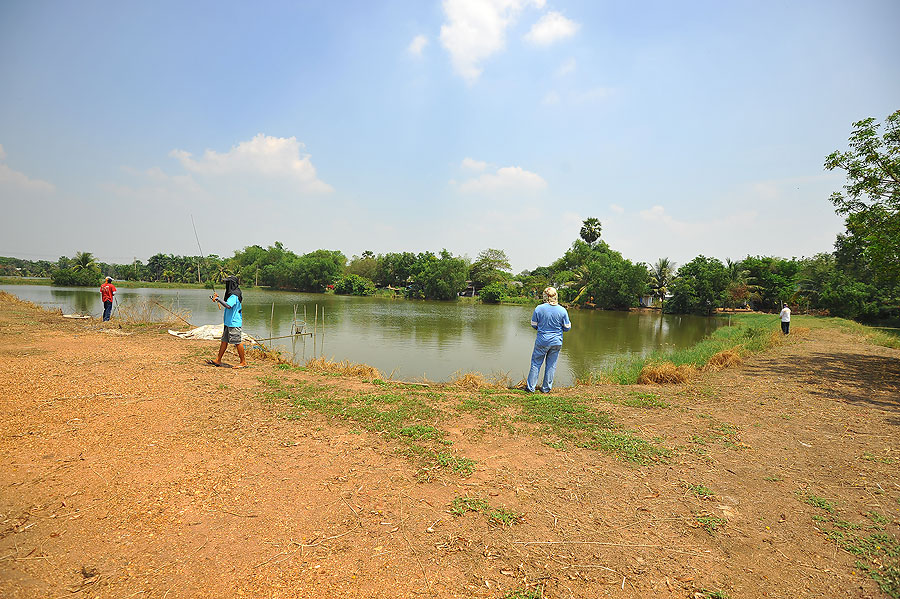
1,0,898,273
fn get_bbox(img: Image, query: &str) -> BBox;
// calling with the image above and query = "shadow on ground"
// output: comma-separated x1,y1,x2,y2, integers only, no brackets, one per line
744,350,900,418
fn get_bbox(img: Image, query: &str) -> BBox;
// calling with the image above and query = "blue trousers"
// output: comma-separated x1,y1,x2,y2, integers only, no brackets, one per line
103,300,113,321
527,344,562,393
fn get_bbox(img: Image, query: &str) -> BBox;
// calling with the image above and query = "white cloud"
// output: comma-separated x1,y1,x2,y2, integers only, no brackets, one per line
574,87,615,103
610,204,624,214
461,157,488,171
542,91,561,105
457,164,547,193
524,11,579,46
170,134,332,194
556,57,576,76
408,34,428,56
440,0,546,83
0,147,55,194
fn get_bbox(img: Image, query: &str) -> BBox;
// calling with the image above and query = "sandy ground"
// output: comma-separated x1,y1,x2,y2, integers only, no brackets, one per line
1,294,898,598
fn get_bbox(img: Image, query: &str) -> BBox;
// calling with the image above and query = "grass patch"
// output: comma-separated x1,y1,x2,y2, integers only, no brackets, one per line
687,483,715,499
450,495,522,526
696,514,727,535
503,590,542,599
862,452,896,465
621,391,669,408
592,314,781,384
578,429,668,464
265,378,478,478
799,490,900,596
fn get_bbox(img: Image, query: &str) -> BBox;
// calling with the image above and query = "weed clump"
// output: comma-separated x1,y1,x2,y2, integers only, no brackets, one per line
637,362,697,384
450,371,512,390
305,356,380,379
704,349,742,371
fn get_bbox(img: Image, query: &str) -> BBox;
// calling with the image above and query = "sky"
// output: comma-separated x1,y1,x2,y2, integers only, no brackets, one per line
1,0,898,274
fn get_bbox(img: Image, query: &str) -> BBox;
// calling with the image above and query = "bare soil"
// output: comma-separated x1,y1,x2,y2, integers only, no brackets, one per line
1,296,898,598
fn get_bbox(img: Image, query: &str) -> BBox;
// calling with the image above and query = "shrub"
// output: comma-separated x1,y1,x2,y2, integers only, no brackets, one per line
333,273,376,296
479,282,506,304
50,268,101,287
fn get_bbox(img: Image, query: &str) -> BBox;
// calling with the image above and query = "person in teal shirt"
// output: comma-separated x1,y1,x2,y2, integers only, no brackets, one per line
526,287,571,393
207,276,248,368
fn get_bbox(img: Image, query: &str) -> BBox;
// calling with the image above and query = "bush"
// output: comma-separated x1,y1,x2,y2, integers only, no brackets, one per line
333,273,376,296
479,282,506,304
50,268,101,287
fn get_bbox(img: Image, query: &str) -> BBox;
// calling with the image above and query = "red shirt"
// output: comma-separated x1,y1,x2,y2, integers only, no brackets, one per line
100,283,116,303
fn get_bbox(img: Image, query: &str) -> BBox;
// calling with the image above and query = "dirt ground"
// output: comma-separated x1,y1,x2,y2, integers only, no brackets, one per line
1,295,898,598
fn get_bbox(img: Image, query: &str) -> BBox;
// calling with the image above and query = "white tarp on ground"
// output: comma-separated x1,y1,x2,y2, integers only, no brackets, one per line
168,324,257,344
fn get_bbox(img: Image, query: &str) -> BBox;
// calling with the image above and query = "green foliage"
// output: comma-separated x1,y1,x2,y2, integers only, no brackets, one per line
799,488,900,597
345,251,378,280
695,514,727,534
648,257,676,309
479,282,507,304
50,267,101,287
553,240,646,309
333,273,376,296
449,496,522,526
825,111,900,289
408,249,469,300
373,251,417,287
469,248,512,290
580,217,602,245
667,255,728,314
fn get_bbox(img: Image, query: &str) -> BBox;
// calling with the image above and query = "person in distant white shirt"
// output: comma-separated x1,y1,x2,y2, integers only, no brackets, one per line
779,303,791,335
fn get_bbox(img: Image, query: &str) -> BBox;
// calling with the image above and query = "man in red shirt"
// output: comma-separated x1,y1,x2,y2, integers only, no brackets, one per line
100,277,117,321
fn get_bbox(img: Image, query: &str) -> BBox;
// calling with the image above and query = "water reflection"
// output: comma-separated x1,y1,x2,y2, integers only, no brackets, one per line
3,285,722,385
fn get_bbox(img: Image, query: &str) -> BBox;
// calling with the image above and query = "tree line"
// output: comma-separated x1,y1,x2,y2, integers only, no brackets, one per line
3,111,896,323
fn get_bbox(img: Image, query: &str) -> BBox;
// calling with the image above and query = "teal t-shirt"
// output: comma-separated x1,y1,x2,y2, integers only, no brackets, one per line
224,295,242,327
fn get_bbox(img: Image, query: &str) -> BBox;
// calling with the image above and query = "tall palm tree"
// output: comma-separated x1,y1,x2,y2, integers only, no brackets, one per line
579,218,602,246
649,258,676,310
71,251,97,272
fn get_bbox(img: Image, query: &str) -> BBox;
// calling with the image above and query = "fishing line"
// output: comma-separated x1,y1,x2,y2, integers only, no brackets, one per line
191,214,220,309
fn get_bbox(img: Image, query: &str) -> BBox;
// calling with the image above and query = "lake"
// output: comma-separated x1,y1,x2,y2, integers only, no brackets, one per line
2,284,724,385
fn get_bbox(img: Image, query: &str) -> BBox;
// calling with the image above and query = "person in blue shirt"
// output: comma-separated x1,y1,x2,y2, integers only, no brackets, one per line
526,287,571,393
207,276,248,368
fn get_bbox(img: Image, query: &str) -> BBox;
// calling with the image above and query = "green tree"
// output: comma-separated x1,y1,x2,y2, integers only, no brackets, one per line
71,251,98,272
667,256,728,315
469,248,512,290
648,257,676,310
579,217,602,246
409,250,468,300
479,282,507,304
825,110,900,288
334,273,376,296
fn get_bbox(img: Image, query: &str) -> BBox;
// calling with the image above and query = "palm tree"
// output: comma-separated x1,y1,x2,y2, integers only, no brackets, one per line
579,218,602,246
71,251,97,272
724,258,753,309
649,258,676,310
563,265,591,304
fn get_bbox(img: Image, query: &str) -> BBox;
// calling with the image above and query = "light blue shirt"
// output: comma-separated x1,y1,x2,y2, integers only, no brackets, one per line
531,303,571,346
224,295,242,327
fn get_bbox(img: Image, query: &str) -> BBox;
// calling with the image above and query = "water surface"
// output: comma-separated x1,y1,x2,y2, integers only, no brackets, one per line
2,285,723,385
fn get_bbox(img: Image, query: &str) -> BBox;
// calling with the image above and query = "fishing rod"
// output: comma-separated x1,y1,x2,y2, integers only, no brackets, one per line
191,214,220,310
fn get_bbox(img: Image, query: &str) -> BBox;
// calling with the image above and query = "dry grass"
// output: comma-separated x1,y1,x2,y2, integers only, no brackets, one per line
704,349,743,372
248,345,294,365
573,372,612,386
636,362,698,384
115,299,192,326
304,356,381,379
450,371,514,390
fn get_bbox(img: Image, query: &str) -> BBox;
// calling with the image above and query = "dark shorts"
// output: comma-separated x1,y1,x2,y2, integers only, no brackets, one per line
222,326,243,344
